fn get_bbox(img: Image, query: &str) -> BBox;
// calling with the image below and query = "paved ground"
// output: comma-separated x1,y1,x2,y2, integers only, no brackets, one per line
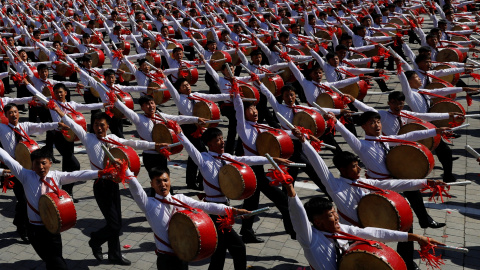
1,20,480,270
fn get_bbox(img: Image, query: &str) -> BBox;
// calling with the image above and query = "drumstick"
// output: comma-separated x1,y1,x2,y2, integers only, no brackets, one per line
160,142,182,150
34,94,49,105
145,61,162,72
465,145,480,158
370,77,387,81
368,91,390,95
464,114,480,118
329,85,345,97
275,112,296,130
287,163,307,167
225,63,235,78
312,102,328,115
204,119,223,124
446,181,472,186
155,109,168,123
467,58,480,66
435,245,469,253
240,98,258,102
211,58,228,63
236,207,270,218
101,145,116,162
450,123,470,131
265,153,283,172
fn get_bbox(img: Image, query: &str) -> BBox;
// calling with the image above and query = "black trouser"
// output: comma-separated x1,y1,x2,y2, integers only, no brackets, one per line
16,84,30,113
435,139,454,180
220,105,237,154
403,190,433,227
54,131,80,196
83,90,102,133
397,227,415,270
91,178,122,259
39,107,55,155
206,72,221,94
181,124,206,187
208,211,246,270
319,129,343,154
289,141,328,195
27,223,67,270
11,176,28,233
156,253,188,270
108,116,124,138
257,92,279,128
241,165,295,238
184,46,195,61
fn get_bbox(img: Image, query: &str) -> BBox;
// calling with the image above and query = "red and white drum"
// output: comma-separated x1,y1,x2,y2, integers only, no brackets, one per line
357,189,413,232
167,26,175,38
193,32,207,47
315,92,344,109
63,112,87,142
429,100,465,128
15,140,40,170
398,121,441,151
119,63,136,81
0,111,8,124
219,162,256,200
146,52,162,68
192,100,220,128
119,41,131,55
386,143,435,179
339,241,407,270
104,145,141,176
42,85,54,97
256,129,294,159
148,80,171,105
53,61,75,77
339,80,369,100
38,189,77,234
210,51,232,71
206,30,222,41
437,48,465,63
292,110,327,137
111,92,134,119
0,80,5,97
167,41,184,51
261,75,284,97
152,123,183,154
240,84,260,104
89,48,105,67
432,63,460,85
168,209,217,262
178,64,199,85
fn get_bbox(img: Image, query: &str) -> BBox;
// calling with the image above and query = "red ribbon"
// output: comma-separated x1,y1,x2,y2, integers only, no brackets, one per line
325,118,336,135
466,94,473,106
420,183,452,203
249,72,259,82
159,148,172,160
279,51,291,61
296,126,312,139
216,208,235,233
47,100,56,110
418,238,445,269
2,175,14,193
112,50,124,60
266,165,294,186
98,159,132,188
471,73,480,82
379,73,390,81
310,140,324,152
11,73,27,84
396,60,403,75
178,68,189,78
166,120,181,134
191,126,205,138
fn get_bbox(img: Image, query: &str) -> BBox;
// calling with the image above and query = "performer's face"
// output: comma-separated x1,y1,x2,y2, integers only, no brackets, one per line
314,207,341,233
417,59,432,72
141,100,157,115
207,135,225,154
310,68,323,81
150,172,171,197
54,87,67,102
244,104,258,122
387,99,405,115
282,90,296,106
105,74,116,85
327,56,339,67
407,74,422,89
361,118,382,136
39,68,49,80
339,161,361,180
32,158,52,178
83,60,92,69
251,54,262,65
5,106,19,125
336,49,347,61
93,119,109,138
178,81,191,95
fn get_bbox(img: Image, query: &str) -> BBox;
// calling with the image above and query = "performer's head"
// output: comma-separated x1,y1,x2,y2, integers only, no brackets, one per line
326,53,339,68
142,37,151,49
304,197,340,232
30,147,54,178
205,40,217,52
269,40,283,52
138,95,157,116
281,85,296,106
149,167,171,197
290,23,301,35
415,54,432,71
37,64,49,80
307,15,316,26
418,46,432,59
182,17,192,28
81,54,93,69
429,28,441,41
358,111,382,136
372,14,382,26
404,70,422,89
160,26,170,37
18,49,28,61
92,112,111,138
32,30,41,41
248,17,258,29
220,63,235,78
202,127,224,154
232,24,242,34
387,91,405,114
243,102,258,122
438,20,448,31
5,36,15,46
103,69,117,85
52,41,62,50
250,50,263,65
138,58,150,73
279,32,289,44
53,83,69,102
333,151,361,180
335,44,349,61
172,47,184,61
3,103,19,125
65,22,73,32
353,25,366,38
425,33,437,48
309,65,323,82
174,78,191,95
111,11,118,21
220,30,230,42
82,33,91,45
361,16,372,27
340,34,353,48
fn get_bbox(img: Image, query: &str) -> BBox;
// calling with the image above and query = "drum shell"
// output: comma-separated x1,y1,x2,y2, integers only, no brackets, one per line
111,92,134,119
104,146,141,176
146,53,162,68
219,163,256,200
193,32,207,47
64,112,87,142
339,241,407,270
42,86,54,97
148,81,171,104
168,210,218,262
89,48,105,68
0,111,8,124
239,84,260,104
315,92,344,109
436,48,465,63
39,190,77,234
339,81,368,100
386,143,435,179
429,100,465,127
120,41,131,55
53,62,75,77
256,129,294,158
192,100,220,128
152,123,183,154
89,76,105,98
292,110,326,137
210,51,232,71
261,75,284,97
178,66,199,85
358,190,413,232
397,121,441,151
432,63,460,85
15,140,40,170
119,63,136,81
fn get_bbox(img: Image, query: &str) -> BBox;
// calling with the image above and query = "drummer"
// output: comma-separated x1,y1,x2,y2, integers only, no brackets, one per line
0,146,115,270
284,181,443,270
126,166,250,270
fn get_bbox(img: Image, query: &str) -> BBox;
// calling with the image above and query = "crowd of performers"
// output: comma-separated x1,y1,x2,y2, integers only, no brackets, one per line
1,0,480,269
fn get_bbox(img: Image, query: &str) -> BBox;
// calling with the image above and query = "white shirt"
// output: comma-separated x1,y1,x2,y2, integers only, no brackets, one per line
311,50,375,82
0,122,58,157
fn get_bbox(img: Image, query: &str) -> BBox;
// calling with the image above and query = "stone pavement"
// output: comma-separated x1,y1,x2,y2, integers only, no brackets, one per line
2,23,480,270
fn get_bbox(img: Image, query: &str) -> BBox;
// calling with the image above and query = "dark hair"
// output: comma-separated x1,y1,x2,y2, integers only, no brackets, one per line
3,103,17,114
425,33,437,41
32,30,41,36
138,58,148,65
82,33,91,39
414,54,430,65
404,70,417,80
279,32,290,39
182,17,191,24
250,50,263,57
37,64,48,72
92,112,111,124
138,95,154,106
30,146,53,162
325,53,337,61
280,85,296,95
148,167,170,179
388,91,405,102
438,20,447,26
243,102,256,114
340,34,352,41
418,46,432,54
103,69,116,77
358,111,381,126
201,127,223,145
335,44,349,52
172,47,183,54
429,28,440,35
353,25,365,35
304,197,334,223
53,83,68,93
174,78,188,89
52,41,61,47
333,151,360,170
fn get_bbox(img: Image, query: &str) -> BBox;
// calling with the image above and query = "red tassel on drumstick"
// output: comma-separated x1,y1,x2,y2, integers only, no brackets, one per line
2,173,14,193
418,238,445,269
265,153,294,186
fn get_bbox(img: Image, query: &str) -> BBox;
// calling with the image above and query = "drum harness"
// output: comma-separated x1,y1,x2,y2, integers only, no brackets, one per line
202,154,242,202
241,123,281,156
26,176,61,225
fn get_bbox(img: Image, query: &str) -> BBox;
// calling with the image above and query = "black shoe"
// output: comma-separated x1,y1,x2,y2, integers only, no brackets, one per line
420,220,446,229
409,262,420,270
452,156,460,161
72,197,79,203
443,174,457,183
52,157,61,164
187,183,202,191
16,229,29,244
88,239,103,261
123,119,132,126
242,234,265,244
108,256,131,266
451,133,462,139
381,88,394,92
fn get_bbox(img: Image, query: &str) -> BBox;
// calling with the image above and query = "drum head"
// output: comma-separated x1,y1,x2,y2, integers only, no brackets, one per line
152,124,174,144
192,101,212,120
38,51,49,61
240,85,256,100
339,83,360,99
339,251,395,270
167,42,178,50
15,143,34,169
261,76,281,96
292,111,318,136
39,195,62,234
279,67,293,83
424,82,447,90
358,193,400,230
429,101,464,127
218,165,253,200
451,36,468,42
168,213,202,261
388,18,405,25
119,64,135,81
316,93,335,108
437,49,459,62
398,123,434,150
432,65,455,84
42,86,53,97
386,145,432,179
148,81,165,104
314,30,331,40
256,132,281,157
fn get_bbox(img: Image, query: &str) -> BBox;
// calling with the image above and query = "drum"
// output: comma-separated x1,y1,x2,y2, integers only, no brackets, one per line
314,30,332,40
193,32,207,47
88,48,105,67
282,17,296,25
279,50,305,83
0,111,8,124
339,80,369,100
166,41,184,51
89,76,104,98
63,112,87,142
450,34,469,42
178,65,199,85
357,190,413,231
398,121,441,151
363,47,379,58
38,50,49,61
168,209,217,262
424,82,457,104
256,129,294,158
0,80,4,97
104,145,141,176
15,140,40,170
53,61,75,77
148,80,171,104
386,143,435,179
219,163,256,199
119,41,131,55
261,75,284,96
152,123,183,154
146,52,162,68
38,189,77,234
111,92,134,119
119,63,136,81
66,38,80,53
339,241,407,270
292,110,326,137
349,53,371,68
42,85,54,97
429,100,465,127
315,92,344,109
437,48,465,63
192,100,220,128
167,26,175,38
142,22,153,31
241,39,255,55
210,51,232,71
206,30,221,41
432,63,460,85
239,84,260,104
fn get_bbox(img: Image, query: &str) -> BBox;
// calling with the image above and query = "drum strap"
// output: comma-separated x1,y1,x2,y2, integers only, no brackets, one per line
99,137,124,147
365,170,392,180
25,199,43,224
241,142,259,156
421,72,453,87
342,60,357,68
418,90,453,102
202,178,224,196
312,82,333,93
335,67,355,78
40,177,61,196
87,68,104,79
8,125,34,144
337,210,361,227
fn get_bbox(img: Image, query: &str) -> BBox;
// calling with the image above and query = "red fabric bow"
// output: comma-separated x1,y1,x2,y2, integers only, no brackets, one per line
325,118,336,135
448,120,461,128
178,68,189,78
296,126,312,140
155,34,165,44
396,61,404,75
321,42,329,49
91,35,102,44
471,73,480,82
159,148,172,160
421,183,452,203
228,80,241,96
310,140,324,152
98,159,132,188
28,99,40,108
191,126,205,138
185,31,193,38
266,165,294,186
279,51,291,61
249,72,259,82
166,120,181,134
11,73,27,84
466,94,473,106
418,238,445,269
379,73,390,81
216,208,235,233
341,95,352,105
2,175,14,193
371,56,381,63
47,100,56,110
112,50,124,60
